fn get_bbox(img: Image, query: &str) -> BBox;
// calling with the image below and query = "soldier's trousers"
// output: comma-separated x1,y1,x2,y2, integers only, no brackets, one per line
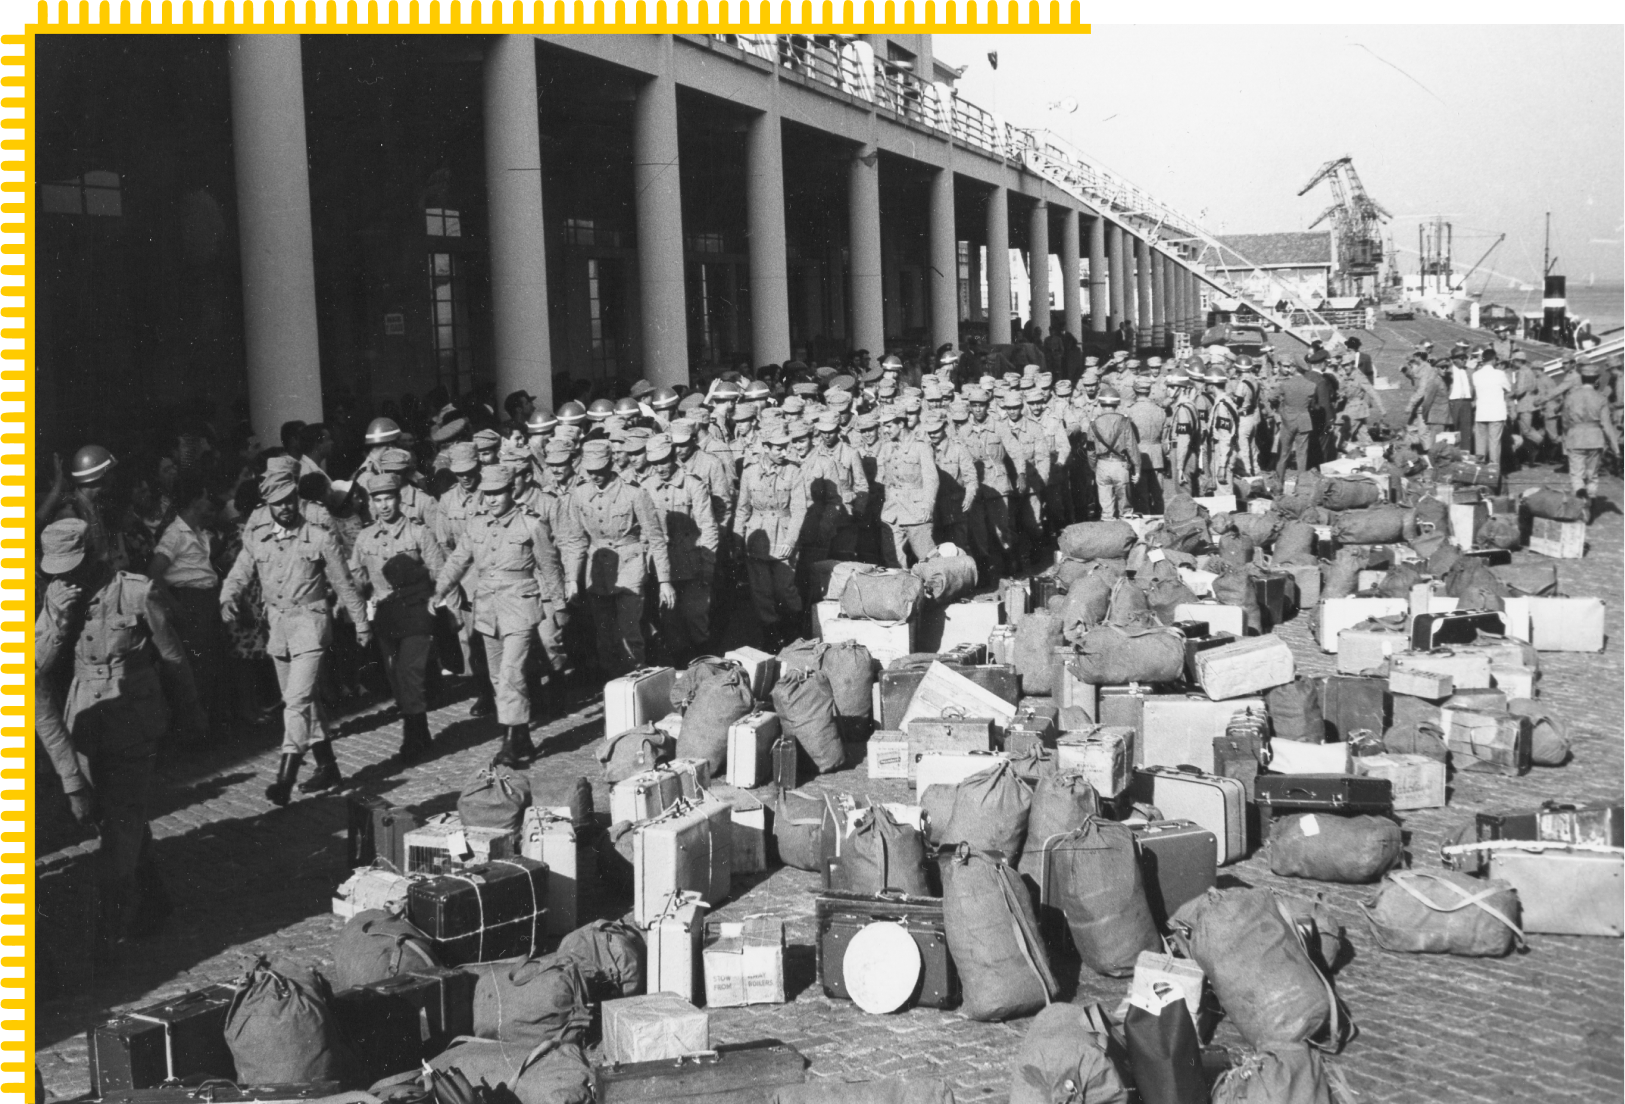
1207,432,1235,491
1171,437,1199,498
73,714,158,940
480,629,533,725
1095,457,1132,518
590,590,646,676
966,494,1012,578
880,521,937,569
535,599,570,672
271,646,328,755
1517,411,1545,449
1009,492,1044,561
745,558,802,629
1569,447,1602,496
381,632,431,715
661,578,712,664
1237,414,1261,475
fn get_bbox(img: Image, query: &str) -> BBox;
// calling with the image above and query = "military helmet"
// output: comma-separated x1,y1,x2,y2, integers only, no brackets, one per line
364,417,402,446
70,444,117,485
557,401,588,424
588,399,616,422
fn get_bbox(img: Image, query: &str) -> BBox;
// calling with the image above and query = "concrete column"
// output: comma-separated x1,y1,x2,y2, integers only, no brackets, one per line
848,143,885,357
968,242,983,322
746,102,791,366
483,36,554,409
1106,223,1125,333
1087,215,1108,333
1060,207,1082,343
1028,199,1050,338
228,35,323,444
633,44,689,386
928,166,959,354
1150,250,1167,350
1135,236,1153,353
985,185,1011,344
1122,234,1137,341
1175,268,1189,339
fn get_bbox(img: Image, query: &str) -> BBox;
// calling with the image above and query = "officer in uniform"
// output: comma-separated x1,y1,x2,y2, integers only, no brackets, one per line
1232,362,1264,476
734,425,808,650
1167,373,1203,499
959,386,1015,580
1205,372,1241,493
37,518,205,954
1125,377,1167,514
1563,362,1620,513
925,409,978,548
433,463,570,766
1086,387,1139,519
848,409,885,564
221,466,370,802
640,433,718,666
877,404,940,569
351,471,446,764
557,440,674,677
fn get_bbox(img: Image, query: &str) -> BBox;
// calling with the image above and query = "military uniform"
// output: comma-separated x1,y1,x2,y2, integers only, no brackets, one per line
558,465,672,675
996,409,1049,566
1087,405,1138,518
878,428,940,568
1125,392,1167,513
1169,390,1202,499
928,425,979,548
1206,389,1241,491
959,413,1016,578
801,435,867,561
1563,377,1619,498
351,508,445,725
1233,376,1263,476
733,453,809,641
1037,402,1074,530
431,446,496,712
640,458,719,664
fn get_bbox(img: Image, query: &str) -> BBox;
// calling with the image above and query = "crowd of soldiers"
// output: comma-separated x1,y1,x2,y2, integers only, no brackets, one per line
33,327,1621,959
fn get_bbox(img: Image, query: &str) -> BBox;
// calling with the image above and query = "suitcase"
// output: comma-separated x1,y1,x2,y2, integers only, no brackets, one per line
1182,631,1238,686
1388,667,1454,700
1438,688,1508,735
1212,706,1269,802
1538,802,1625,848
1410,610,1506,651
406,857,546,965
605,666,677,739
1193,636,1294,701
89,985,238,1094
710,785,768,876
815,890,959,1010
988,623,1017,665
1526,597,1607,653
329,978,435,1085
1171,618,1212,639
1055,726,1134,798
592,1040,808,1103
645,889,707,1003
1337,626,1407,676
1529,516,1586,559
1003,580,1032,625
632,798,731,924
1320,675,1386,744
403,817,518,876
1254,774,1393,841
1318,597,1408,652
519,806,594,935
1128,767,1247,865
821,615,914,667
939,594,1004,653
878,662,1015,731
1355,753,1446,811
346,794,419,872
1131,819,1219,928
1140,695,1265,773
610,768,686,826
1005,706,1058,757
1488,847,1623,937
99,1085,341,1104
1054,652,1101,722
725,711,781,789
914,749,1010,799
903,716,996,781
1446,711,1532,776
1252,571,1291,630
771,735,799,791
724,647,780,702
1460,547,1513,566
1282,563,1322,611
1099,683,1158,732
1392,650,1493,690
1173,602,1246,639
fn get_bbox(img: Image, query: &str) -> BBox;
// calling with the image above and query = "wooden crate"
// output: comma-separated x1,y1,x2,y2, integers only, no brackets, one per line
1529,517,1585,559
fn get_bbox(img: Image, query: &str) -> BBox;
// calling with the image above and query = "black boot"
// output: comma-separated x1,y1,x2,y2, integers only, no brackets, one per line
299,741,343,793
491,725,520,769
396,714,432,766
470,690,496,717
264,753,302,806
511,724,536,763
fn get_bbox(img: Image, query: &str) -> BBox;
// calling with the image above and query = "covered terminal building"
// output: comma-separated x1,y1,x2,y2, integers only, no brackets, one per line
35,31,1219,453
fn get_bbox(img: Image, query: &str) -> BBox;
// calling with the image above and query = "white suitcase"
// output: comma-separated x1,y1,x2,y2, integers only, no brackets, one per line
1128,766,1248,865
1056,726,1134,798
1139,695,1264,772
1173,602,1245,639
519,806,593,935
1489,847,1623,937
1268,739,1353,775
939,593,1003,651
1319,597,1408,652
914,749,1010,799
1195,636,1294,701
632,799,731,926
1337,626,1408,676
643,889,708,1001
725,711,782,789
605,666,676,739
402,815,516,875
724,647,781,701
821,614,914,667
1526,597,1606,653
609,759,709,825
1490,666,1536,699
1391,651,1492,690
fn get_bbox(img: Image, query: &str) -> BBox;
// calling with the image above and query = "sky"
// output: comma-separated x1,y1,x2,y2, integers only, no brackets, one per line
939,25,1624,287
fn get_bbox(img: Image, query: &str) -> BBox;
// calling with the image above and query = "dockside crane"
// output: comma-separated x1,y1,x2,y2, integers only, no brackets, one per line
1298,155,1391,295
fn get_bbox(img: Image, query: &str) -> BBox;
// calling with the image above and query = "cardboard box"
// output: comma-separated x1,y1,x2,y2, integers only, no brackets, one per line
602,993,708,1064
866,737,910,780
1195,636,1294,700
1388,667,1453,701
1529,517,1586,559
1392,650,1492,690
1356,753,1447,810
333,866,412,919
702,918,786,1008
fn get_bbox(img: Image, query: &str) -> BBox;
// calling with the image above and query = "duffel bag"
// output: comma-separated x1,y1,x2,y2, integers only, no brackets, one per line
1105,576,1153,626
1443,560,1506,612
1521,487,1586,522
1058,556,1124,591
224,958,352,1085
1507,699,1570,766
1218,531,1256,569
1273,520,1318,565
1320,478,1381,512
1171,888,1351,1051
942,845,1057,1022
1211,566,1263,634
1491,561,1559,597
1231,511,1281,549
778,637,823,674
1269,814,1403,884
1151,515,1211,555
1145,576,1200,626
1027,818,1160,978
913,554,979,604
1014,610,1067,694
1060,520,1138,562
598,722,674,784
1321,548,1366,601
1124,995,1206,1104
771,1076,958,1104
1074,623,1186,686
678,664,755,774
469,953,592,1049
1061,569,1115,642
771,666,844,774
818,640,877,734
830,804,932,897
841,567,925,621
1381,721,1448,762
1020,769,1100,871
1008,1002,1133,1104
554,918,645,1001
1376,563,1424,599
1413,494,1448,533
772,790,825,871
1361,869,1522,957
939,758,1033,862
1474,514,1522,551
429,1038,592,1104
671,655,740,712
331,909,438,991
1448,460,1501,489
1266,678,1325,743
1332,505,1412,545
1273,493,1317,522
1210,1043,1349,1104
459,764,533,832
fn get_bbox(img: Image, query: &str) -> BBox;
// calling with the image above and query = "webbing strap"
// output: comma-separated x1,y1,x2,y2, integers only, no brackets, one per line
1385,872,1524,944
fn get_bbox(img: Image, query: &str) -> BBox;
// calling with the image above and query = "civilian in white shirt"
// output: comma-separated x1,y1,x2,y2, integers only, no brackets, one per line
148,477,226,737
1471,349,1513,464
1446,347,1476,441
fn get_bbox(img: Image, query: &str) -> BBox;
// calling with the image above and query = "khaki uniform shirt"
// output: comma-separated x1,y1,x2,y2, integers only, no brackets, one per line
734,461,810,561
932,435,980,517
437,506,568,635
959,420,1014,496
222,516,368,656
878,436,940,527
640,469,719,582
559,474,672,594
352,515,446,641
996,416,1052,490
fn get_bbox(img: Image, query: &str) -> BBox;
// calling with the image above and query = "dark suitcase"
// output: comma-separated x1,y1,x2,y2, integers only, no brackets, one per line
1449,461,1501,490
771,735,799,791
1032,571,1067,611
1255,774,1394,840
1410,610,1506,651
815,890,959,1010
89,986,239,1094
592,1040,808,1103
942,642,989,666
100,1084,342,1104
406,857,547,966
1461,802,1625,874
1320,675,1387,744
1132,819,1219,928
1252,571,1292,631
878,663,1020,730
1460,547,1513,567
1183,631,1238,686
1171,619,1211,640
347,794,419,872
329,982,426,1085
1212,706,1268,803
1006,704,1058,756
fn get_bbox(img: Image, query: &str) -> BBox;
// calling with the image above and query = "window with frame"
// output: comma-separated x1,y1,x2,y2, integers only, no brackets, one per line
429,251,474,394
425,207,462,237
957,240,972,320
39,170,123,216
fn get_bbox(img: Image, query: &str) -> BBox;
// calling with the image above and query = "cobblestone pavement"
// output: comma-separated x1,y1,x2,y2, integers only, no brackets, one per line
34,465,1625,1102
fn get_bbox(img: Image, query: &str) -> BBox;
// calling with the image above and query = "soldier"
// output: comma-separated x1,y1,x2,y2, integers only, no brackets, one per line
525,408,559,470
1166,373,1203,499
803,411,868,561
557,440,674,677
375,447,438,530
1274,358,1326,483
959,386,1015,580
1563,362,1620,516
351,472,446,765
925,409,977,548
221,465,371,802
1509,350,1547,467
473,428,503,470
1087,387,1139,519
1405,355,1453,455
674,418,736,585
640,433,719,665
649,386,681,430
734,425,808,650
434,442,496,715
361,417,403,472
848,409,885,564
37,518,205,954
1205,372,1241,492
878,404,940,569
1031,385,1073,532
433,464,569,767
1336,353,1381,450
997,392,1048,570
1232,362,1264,477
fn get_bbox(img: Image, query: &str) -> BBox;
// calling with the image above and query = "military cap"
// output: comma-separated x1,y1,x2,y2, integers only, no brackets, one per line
861,364,884,383
431,416,469,443
980,375,997,389
828,374,857,393
1081,369,1101,385
1055,379,1074,397
963,385,989,404
39,518,88,575
645,434,674,462
264,454,300,478
826,390,853,411
1133,377,1152,394
922,410,948,432
261,468,300,503
733,402,758,422
362,471,402,494
668,420,697,444
378,447,415,473
762,425,792,446
1580,361,1601,378
878,381,899,398
478,465,515,491
1511,350,1529,363
678,392,706,414
607,426,629,445
1084,356,1100,367
1000,392,1024,409
949,401,971,422
554,424,583,446
782,396,806,415
1145,357,1163,369
788,419,813,440
1036,372,1054,388
1125,359,1142,370
544,441,574,464
624,430,651,452
581,441,614,470
446,442,480,473
499,438,529,464
792,382,820,398
473,428,502,450
902,395,923,413
880,404,906,423
814,412,841,432
629,379,655,399
855,410,881,430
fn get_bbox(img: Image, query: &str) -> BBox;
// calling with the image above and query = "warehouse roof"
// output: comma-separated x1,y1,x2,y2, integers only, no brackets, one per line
1215,232,1334,269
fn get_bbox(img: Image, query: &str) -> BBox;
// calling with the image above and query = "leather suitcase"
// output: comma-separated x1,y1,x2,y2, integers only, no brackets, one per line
815,890,959,1010
904,716,995,781
593,1040,809,1103
1171,619,1211,639
633,798,731,924
1212,706,1268,802
726,711,781,789
1005,705,1058,756
1252,571,1292,630
329,978,433,1085
1320,675,1387,744
1254,774,1393,841
1132,819,1219,928
609,768,686,826
89,985,238,1094
346,794,419,873
878,662,1020,731
1128,767,1247,865
1488,847,1624,937
407,857,546,965
1055,726,1134,797
1031,570,1067,611
1100,683,1157,732
1461,547,1513,566
1410,610,1506,651
605,666,677,740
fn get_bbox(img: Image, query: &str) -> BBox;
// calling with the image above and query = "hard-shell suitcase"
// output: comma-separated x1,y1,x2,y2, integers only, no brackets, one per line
1182,631,1238,687
519,806,595,935
1410,610,1506,651
346,794,419,872
1320,675,1387,744
407,857,546,965
771,735,799,791
878,662,1019,730
1005,706,1058,758
1212,706,1269,802
724,647,781,702
1252,571,1292,630
1193,636,1295,701
609,768,685,826
914,750,1010,799
633,798,731,925
1140,695,1265,773
1488,846,1624,937
1032,570,1067,611
988,623,1017,665
592,1040,809,1103
1131,819,1219,928
1127,767,1247,865
904,717,996,781
1446,711,1532,776
1055,726,1134,798
89,985,238,1094
815,890,959,1010
645,889,707,1003
726,711,782,789
606,666,677,739
1254,774,1394,841
330,977,436,1085
1054,652,1101,721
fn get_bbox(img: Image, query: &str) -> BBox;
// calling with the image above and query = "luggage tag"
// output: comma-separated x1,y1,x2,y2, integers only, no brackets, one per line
446,827,472,861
